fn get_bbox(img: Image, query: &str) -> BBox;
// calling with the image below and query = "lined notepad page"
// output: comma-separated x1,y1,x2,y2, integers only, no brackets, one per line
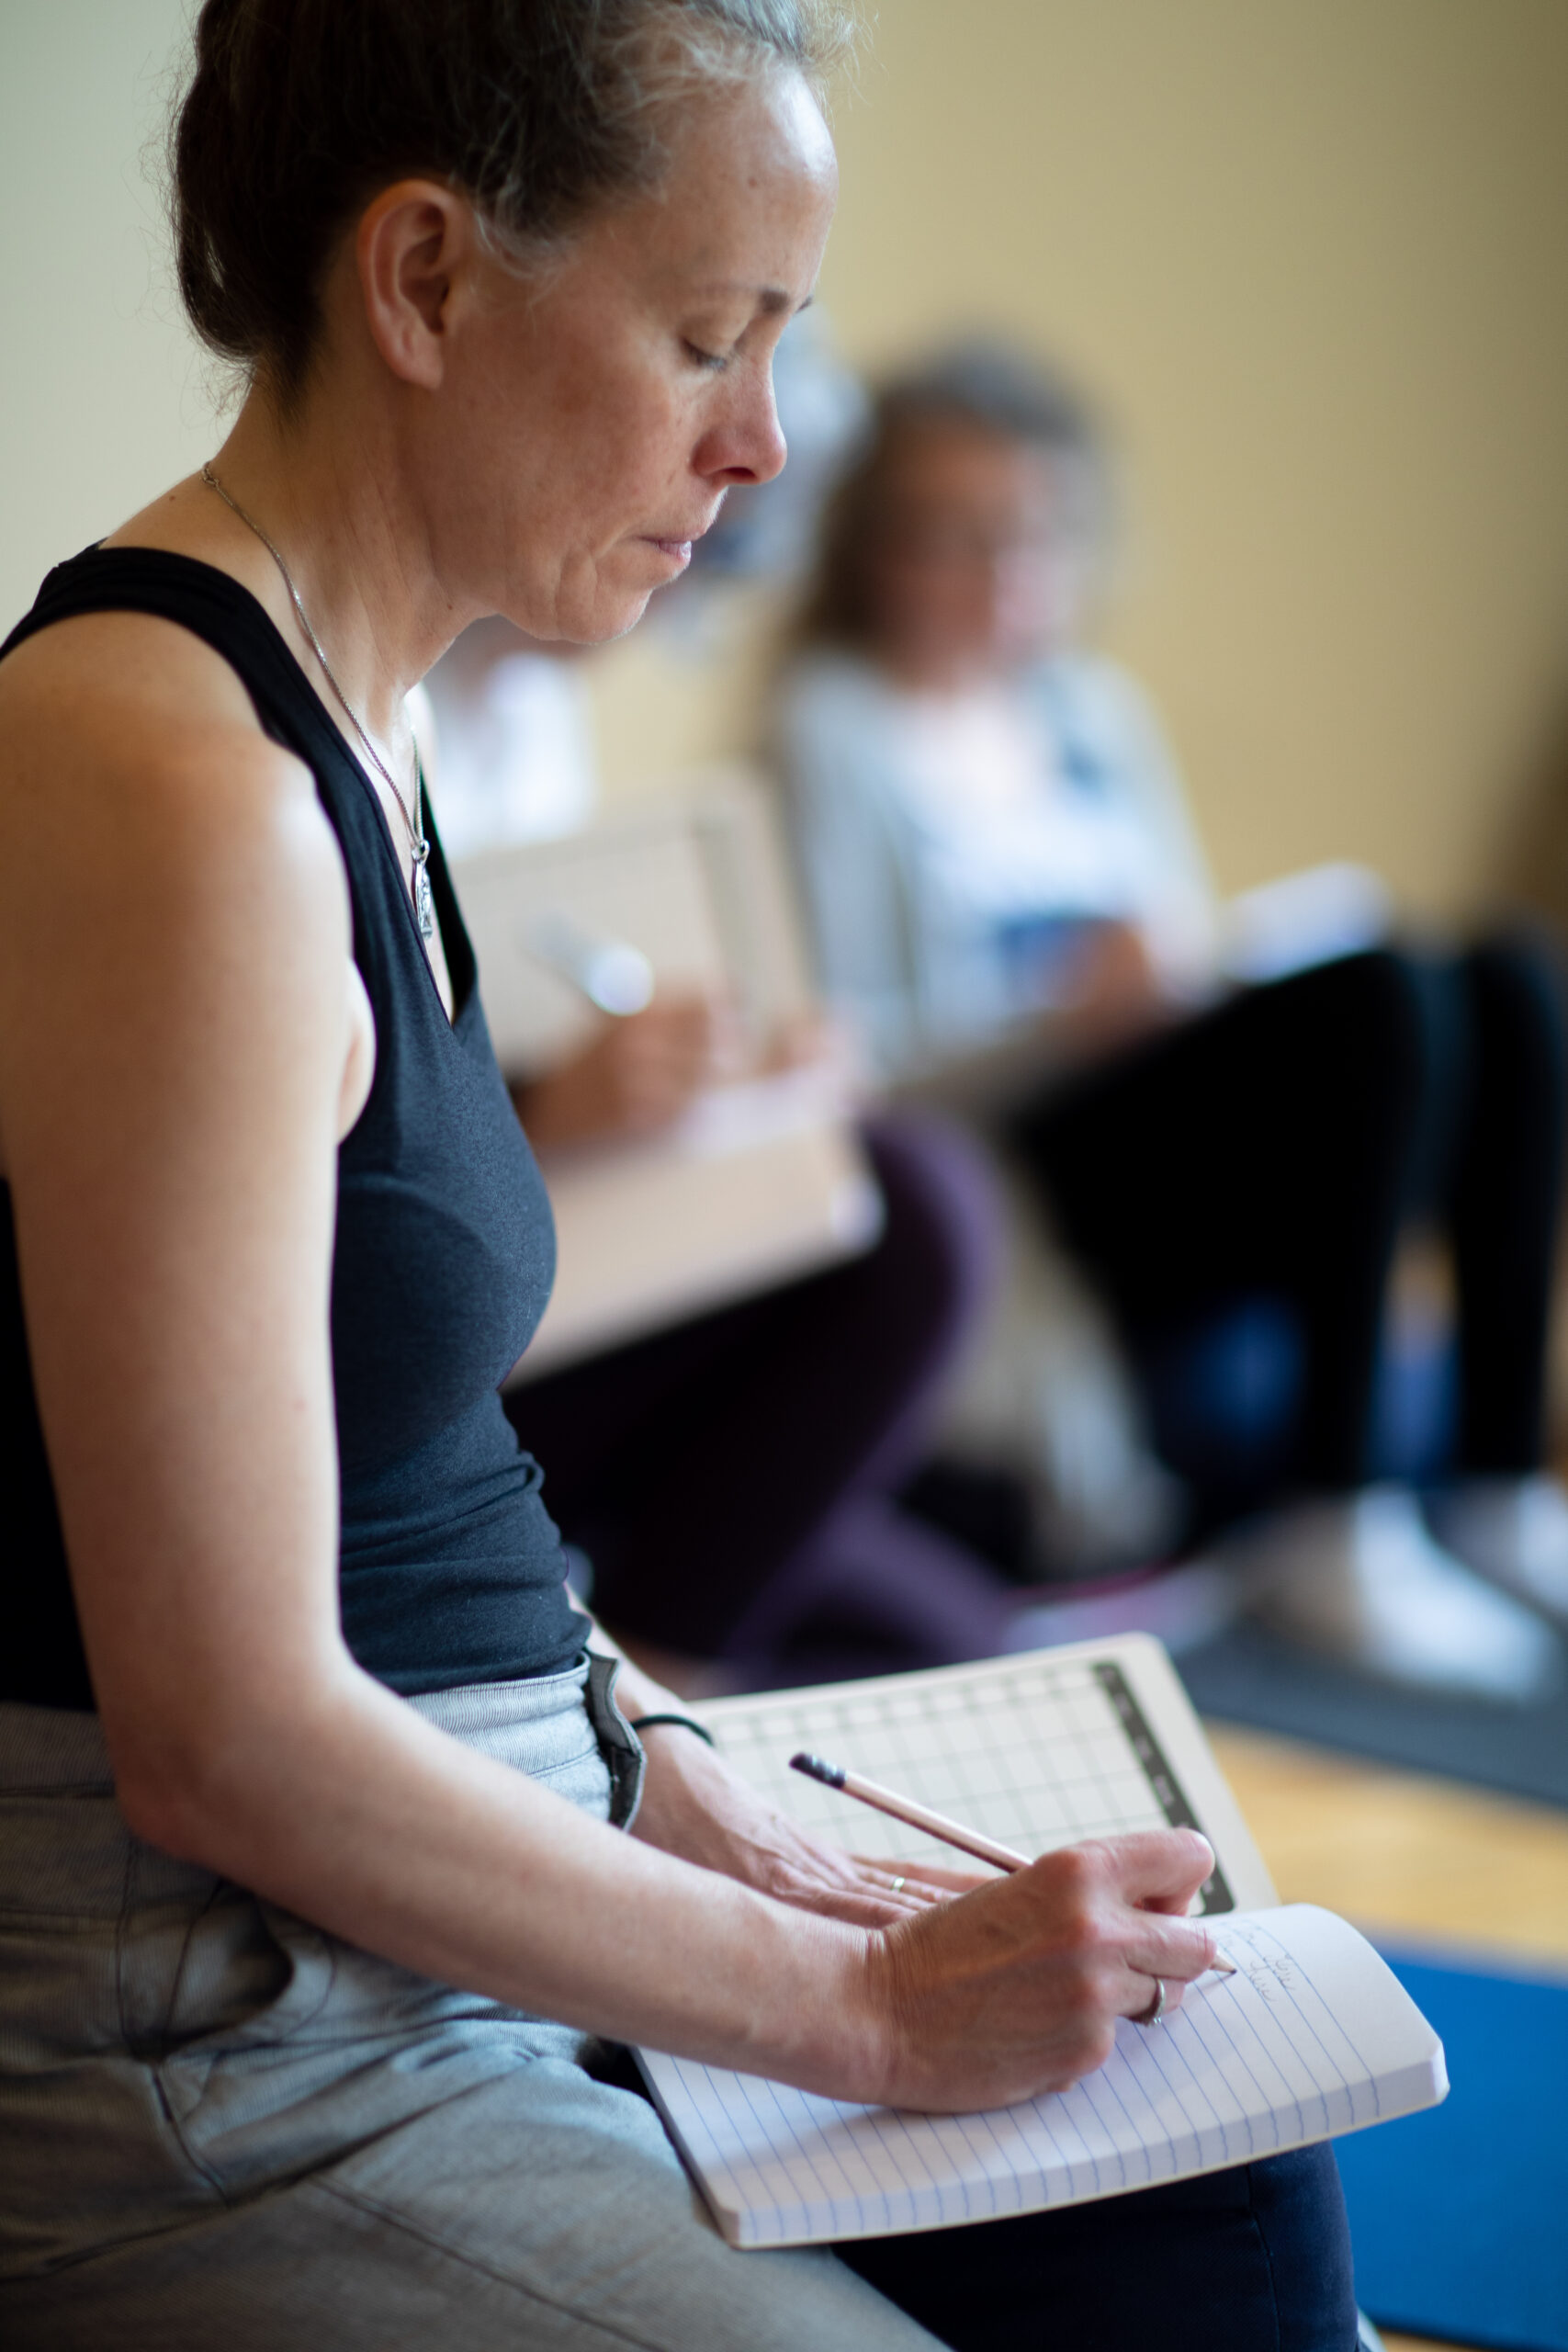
640,1905,1446,2248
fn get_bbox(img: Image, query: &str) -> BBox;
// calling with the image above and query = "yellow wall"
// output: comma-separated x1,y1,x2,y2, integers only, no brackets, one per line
1,6,231,626
594,0,1568,915
6,1,1568,917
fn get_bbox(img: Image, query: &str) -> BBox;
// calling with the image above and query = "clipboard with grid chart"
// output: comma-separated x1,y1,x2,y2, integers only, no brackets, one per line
699,1646,1235,1916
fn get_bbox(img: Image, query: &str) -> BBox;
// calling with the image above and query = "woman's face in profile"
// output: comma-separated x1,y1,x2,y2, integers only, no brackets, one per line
431,69,837,645
864,424,1089,687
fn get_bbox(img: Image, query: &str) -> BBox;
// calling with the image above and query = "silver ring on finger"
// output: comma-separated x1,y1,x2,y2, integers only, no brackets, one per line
1134,1977,1168,2027
889,1874,907,1895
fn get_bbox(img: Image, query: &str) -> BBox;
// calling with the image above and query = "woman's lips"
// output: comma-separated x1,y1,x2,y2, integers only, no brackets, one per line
643,537,694,569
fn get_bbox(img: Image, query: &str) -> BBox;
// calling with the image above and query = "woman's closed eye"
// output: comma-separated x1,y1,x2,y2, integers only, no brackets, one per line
682,338,733,373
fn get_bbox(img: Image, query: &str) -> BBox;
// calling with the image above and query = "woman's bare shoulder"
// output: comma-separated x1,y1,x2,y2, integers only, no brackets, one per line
4,607,339,902
0,608,355,1165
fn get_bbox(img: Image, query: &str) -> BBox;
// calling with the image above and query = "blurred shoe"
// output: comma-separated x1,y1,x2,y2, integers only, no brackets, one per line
1225,1484,1562,1702
1427,1474,1568,1626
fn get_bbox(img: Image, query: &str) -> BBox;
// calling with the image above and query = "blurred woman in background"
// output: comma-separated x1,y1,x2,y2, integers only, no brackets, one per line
777,340,1568,1702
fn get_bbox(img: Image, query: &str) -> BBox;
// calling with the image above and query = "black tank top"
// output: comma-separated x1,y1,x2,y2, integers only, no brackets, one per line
0,548,582,1707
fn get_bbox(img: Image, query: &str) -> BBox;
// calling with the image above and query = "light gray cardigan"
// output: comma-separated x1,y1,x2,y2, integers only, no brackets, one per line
774,650,1216,1081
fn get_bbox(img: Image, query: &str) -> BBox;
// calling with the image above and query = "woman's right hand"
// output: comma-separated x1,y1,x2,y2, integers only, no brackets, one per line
857,1828,1218,2113
513,992,744,1148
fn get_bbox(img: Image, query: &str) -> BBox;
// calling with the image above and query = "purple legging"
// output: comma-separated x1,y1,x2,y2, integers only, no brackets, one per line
505,1110,1014,1671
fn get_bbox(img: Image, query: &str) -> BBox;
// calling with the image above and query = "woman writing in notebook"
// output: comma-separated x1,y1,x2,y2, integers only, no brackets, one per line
0,4,1353,2345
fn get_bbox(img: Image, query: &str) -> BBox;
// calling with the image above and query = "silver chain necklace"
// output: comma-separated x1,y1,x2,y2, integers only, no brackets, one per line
199,463,436,943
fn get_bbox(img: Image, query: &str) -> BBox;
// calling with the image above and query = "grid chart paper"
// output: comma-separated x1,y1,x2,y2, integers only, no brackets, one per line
639,1905,1446,2249
701,1651,1235,1914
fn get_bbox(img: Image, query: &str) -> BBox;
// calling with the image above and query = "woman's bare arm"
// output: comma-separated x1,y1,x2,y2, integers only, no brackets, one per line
0,616,1216,2112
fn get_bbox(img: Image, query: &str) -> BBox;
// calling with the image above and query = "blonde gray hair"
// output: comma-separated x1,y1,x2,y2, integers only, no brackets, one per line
174,0,854,405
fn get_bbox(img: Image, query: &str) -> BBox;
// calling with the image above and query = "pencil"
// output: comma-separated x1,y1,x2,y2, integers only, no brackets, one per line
790,1751,1032,1871
788,1750,1236,1973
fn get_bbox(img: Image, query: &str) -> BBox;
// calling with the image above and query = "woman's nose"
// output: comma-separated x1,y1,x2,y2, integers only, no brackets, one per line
695,368,789,490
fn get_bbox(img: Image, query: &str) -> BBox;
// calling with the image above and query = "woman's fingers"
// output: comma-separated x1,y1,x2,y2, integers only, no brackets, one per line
1120,1907,1218,1990
1118,1923,1234,2028
1057,1842,1221,2030
1039,1835,1217,2015
792,1858,958,1928
1124,1971,1186,2025
1092,1826,1216,1912
803,1883,949,1928
848,1854,988,1895
841,1832,1218,1978
611,995,743,1124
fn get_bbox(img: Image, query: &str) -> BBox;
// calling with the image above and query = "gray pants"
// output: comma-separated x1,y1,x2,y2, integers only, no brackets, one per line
0,1665,939,2350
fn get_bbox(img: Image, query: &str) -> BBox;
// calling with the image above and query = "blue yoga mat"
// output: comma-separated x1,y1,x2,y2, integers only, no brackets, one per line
1335,1950,1568,2351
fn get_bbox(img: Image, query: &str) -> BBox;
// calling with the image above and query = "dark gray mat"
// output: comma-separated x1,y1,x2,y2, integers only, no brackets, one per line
1178,1623,1568,1811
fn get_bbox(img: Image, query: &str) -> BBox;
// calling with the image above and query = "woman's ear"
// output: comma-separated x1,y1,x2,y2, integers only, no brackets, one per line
355,179,474,391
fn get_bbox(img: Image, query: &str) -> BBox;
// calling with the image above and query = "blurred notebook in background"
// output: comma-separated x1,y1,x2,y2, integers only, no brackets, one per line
450,774,880,1375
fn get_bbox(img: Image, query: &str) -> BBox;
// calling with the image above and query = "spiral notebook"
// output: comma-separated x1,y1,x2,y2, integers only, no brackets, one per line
636,1636,1447,2248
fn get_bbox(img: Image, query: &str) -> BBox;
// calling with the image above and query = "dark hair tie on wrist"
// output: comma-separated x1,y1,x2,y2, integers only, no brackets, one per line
627,1712,716,1747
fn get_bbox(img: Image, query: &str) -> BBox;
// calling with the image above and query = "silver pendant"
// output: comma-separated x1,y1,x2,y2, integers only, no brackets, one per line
413,850,436,943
